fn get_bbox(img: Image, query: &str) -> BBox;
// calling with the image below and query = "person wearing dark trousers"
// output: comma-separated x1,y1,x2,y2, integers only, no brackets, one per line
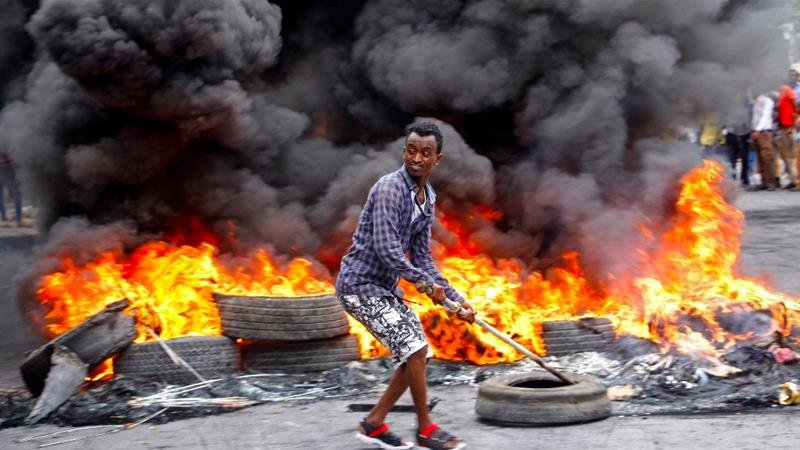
0,152,22,225
725,131,751,186
775,85,798,188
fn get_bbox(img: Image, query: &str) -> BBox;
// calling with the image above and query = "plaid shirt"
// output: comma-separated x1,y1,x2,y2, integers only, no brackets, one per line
336,166,465,303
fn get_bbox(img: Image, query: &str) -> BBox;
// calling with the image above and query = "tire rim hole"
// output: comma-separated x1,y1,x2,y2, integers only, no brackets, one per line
509,379,567,389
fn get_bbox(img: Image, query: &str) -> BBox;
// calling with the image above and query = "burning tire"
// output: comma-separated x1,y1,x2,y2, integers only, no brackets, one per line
543,335,613,355
541,317,613,332
542,328,615,339
115,336,239,385
241,334,360,373
21,300,136,396
475,371,611,426
542,318,616,356
213,294,349,341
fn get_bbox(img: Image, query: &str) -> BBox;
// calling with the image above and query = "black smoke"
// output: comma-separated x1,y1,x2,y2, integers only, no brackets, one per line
0,0,789,324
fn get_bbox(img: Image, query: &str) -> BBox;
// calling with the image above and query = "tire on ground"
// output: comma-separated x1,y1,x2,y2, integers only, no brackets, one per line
543,336,610,347
545,345,610,356
213,294,349,341
115,336,239,385
541,326,614,338
475,371,611,425
241,335,360,373
20,300,136,396
541,318,613,332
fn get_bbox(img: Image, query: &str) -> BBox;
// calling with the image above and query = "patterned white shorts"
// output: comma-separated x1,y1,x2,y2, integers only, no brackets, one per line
339,295,431,367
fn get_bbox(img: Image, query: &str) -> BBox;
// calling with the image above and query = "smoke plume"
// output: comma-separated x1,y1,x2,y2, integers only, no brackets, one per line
0,0,790,319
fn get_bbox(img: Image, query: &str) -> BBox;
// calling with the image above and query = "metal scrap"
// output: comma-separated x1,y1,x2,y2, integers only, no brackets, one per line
25,345,88,425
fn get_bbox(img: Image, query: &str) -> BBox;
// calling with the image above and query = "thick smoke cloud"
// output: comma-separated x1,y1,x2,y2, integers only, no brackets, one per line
0,0,790,318
0,0,37,104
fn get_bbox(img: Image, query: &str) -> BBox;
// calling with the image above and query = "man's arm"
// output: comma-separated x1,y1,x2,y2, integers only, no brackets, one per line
410,224,466,304
371,181,436,287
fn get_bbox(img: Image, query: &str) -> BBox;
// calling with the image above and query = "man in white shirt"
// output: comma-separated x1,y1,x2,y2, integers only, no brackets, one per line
751,93,778,190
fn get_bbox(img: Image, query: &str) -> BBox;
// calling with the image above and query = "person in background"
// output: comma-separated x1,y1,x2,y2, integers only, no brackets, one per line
750,92,778,190
0,151,22,226
724,126,751,187
699,112,725,159
790,64,800,96
775,85,798,188
722,90,756,187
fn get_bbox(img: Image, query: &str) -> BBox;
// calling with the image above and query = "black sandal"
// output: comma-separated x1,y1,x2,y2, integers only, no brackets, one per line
417,423,466,450
356,418,413,450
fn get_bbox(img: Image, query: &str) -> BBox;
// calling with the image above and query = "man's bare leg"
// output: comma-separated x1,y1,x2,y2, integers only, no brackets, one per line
362,364,410,428
404,347,431,430
406,347,461,449
362,347,430,428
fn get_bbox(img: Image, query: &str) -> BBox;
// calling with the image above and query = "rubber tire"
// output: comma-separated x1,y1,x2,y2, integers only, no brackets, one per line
20,302,135,396
241,335,360,373
475,371,611,426
541,318,612,332
543,330,615,355
543,336,610,346
214,294,349,341
545,345,610,356
541,327,615,338
115,336,239,385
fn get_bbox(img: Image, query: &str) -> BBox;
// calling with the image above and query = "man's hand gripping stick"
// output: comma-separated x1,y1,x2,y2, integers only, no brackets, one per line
415,280,472,320
414,279,574,385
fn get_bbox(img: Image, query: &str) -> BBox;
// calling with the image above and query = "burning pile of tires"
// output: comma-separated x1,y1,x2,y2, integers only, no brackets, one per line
541,317,616,356
115,336,239,385
113,294,359,383
214,294,359,374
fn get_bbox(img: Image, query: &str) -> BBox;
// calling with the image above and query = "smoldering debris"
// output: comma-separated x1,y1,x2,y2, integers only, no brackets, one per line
3,338,800,430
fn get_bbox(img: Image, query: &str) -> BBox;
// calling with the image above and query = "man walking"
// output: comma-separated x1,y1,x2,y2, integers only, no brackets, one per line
336,121,474,450
0,151,22,225
751,92,778,190
775,85,797,188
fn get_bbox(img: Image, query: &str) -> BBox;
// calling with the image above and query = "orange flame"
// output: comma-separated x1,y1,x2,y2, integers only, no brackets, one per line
348,161,800,362
36,160,800,374
37,242,334,343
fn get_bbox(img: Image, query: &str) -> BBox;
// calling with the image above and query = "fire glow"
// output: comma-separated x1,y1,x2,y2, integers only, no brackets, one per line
35,160,800,371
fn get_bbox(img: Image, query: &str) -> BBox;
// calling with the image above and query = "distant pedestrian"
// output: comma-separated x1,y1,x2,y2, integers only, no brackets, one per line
722,91,754,186
0,152,22,225
699,112,724,159
775,85,798,188
724,129,751,186
790,64,800,98
751,93,778,190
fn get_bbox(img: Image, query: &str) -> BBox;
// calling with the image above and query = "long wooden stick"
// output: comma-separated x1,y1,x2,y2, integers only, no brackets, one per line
439,296,574,385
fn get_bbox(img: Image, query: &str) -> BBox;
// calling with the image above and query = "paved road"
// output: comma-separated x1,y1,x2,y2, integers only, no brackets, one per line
0,384,796,449
0,385,800,450
1,188,800,449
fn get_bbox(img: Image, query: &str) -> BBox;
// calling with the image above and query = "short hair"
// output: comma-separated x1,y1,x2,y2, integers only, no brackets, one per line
406,121,443,153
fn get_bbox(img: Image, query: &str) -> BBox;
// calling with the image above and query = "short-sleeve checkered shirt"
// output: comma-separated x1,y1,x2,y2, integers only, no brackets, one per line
335,166,465,303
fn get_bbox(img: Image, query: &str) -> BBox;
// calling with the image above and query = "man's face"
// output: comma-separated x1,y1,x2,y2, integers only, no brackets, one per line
403,132,443,179
790,70,799,83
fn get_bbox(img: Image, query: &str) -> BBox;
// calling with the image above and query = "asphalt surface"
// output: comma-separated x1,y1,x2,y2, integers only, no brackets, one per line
1,188,799,449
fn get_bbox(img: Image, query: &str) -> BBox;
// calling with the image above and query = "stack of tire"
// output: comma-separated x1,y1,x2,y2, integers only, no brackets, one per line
115,335,239,385
541,317,616,356
212,293,360,373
